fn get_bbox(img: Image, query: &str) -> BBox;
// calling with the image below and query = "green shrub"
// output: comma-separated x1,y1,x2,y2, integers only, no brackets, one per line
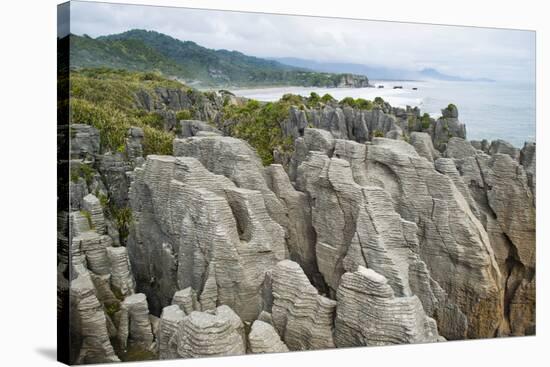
340,97,356,108
281,94,303,106
223,96,296,165
138,112,164,130
374,96,385,105
321,93,335,103
373,129,385,137
408,116,416,130
111,206,133,244
421,113,431,129
70,163,95,186
309,92,320,101
355,98,374,110
80,210,94,229
175,109,192,121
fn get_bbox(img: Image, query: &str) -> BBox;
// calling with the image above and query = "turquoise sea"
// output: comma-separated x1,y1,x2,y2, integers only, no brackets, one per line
232,80,535,147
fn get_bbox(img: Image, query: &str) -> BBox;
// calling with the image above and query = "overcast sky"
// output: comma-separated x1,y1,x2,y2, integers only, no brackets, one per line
66,1,535,82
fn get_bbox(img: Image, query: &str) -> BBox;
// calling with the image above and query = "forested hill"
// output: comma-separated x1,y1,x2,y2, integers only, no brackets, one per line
69,29,371,88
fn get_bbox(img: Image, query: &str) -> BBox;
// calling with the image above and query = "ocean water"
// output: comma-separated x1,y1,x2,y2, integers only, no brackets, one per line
231,80,535,147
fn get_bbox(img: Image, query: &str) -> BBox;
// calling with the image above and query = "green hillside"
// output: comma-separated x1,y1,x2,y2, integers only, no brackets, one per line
70,30,370,88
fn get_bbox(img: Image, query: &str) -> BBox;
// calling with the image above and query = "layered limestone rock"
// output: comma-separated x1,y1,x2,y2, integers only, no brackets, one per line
284,105,402,143
158,305,185,359
433,105,466,151
118,293,155,350
266,164,322,287
452,147,536,335
335,267,440,346
82,194,106,234
248,320,289,353
177,120,221,138
360,138,503,338
520,142,536,201
106,246,135,297
271,260,336,351
489,139,520,161
127,154,285,321
98,152,132,208
410,132,440,162
70,124,100,160
295,139,466,339
125,127,144,165
173,135,289,235
172,287,199,314
169,305,246,358
294,135,503,338
73,231,113,276
70,271,119,364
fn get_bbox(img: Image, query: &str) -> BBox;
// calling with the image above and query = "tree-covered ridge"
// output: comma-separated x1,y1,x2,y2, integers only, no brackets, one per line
69,30,370,88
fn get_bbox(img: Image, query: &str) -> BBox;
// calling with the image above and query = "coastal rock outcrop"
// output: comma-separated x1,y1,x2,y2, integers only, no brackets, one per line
127,153,285,321
335,267,440,346
65,91,535,363
70,270,120,364
158,305,185,359
271,260,336,351
169,305,246,358
248,320,289,353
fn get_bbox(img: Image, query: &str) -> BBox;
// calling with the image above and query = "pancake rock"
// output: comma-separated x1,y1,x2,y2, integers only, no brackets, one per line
127,154,285,321
172,287,199,314
158,305,185,359
335,267,440,346
449,145,536,335
70,271,119,364
118,293,155,350
271,260,336,351
410,132,440,162
169,305,246,358
106,246,135,297
336,137,503,338
295,138,465,338
248,320,289,353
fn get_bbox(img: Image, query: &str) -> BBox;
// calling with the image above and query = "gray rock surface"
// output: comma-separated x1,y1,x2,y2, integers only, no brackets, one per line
158,305,185,359
520,142,536,201
125,127,144,165
410,132,440,162
71,124,100,159
106,246,135,297
361,138,502,338
128,155,285,320
489,139,520,161
70,271,119,364
177,120,221,138
118,293,154,350
172,287,199,315
248,320,289,353
271,260,336,351
169,305,246,358
335,267,440,346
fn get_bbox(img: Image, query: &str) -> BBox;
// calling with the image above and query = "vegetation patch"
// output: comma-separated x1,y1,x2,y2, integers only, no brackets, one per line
223,98,297,165
421,113,431,129
70,69,177,155
373,129,385,137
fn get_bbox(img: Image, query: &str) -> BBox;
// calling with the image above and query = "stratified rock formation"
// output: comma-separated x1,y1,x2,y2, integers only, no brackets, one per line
169,305,246,358
248,320,289,353
66,94,535,363
271,260,336,350
335,267,440,346
127,152,285,321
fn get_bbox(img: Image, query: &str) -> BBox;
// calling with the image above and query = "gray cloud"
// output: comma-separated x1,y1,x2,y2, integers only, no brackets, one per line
69,1,535,82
